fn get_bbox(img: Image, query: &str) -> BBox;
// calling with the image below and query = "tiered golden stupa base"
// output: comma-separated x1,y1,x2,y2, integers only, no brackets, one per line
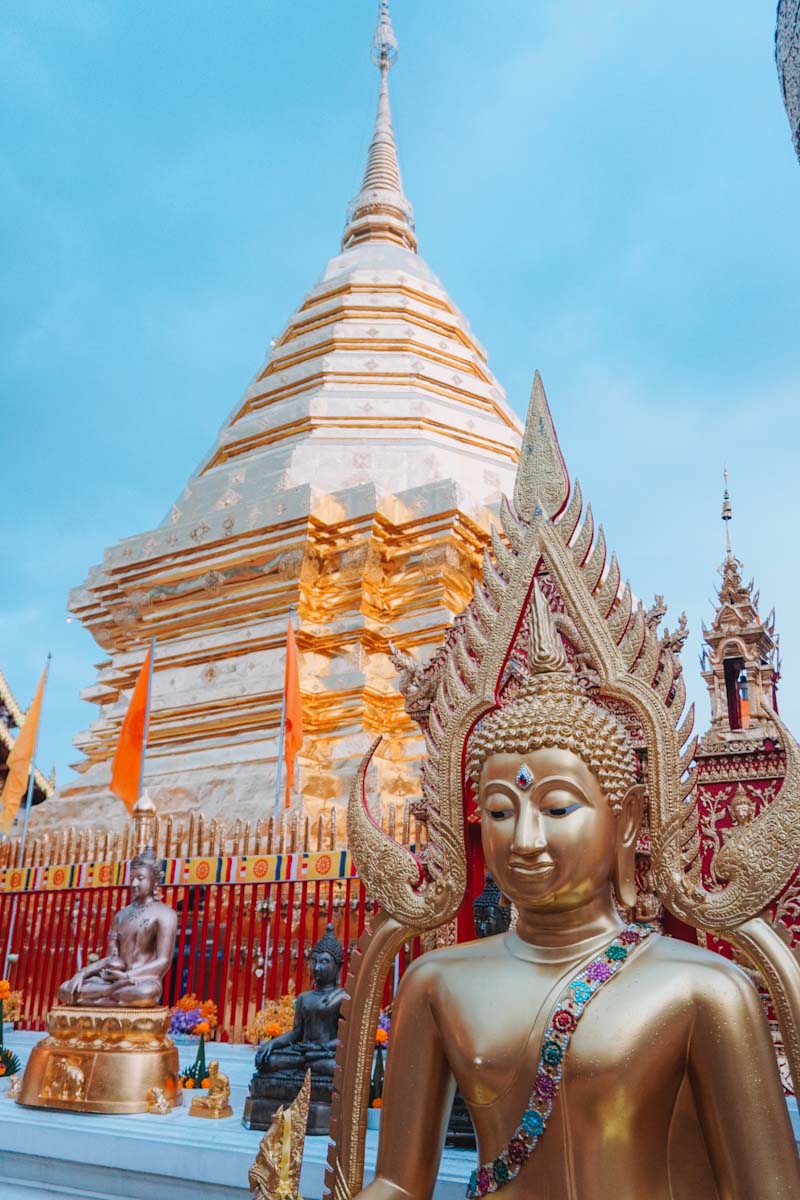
18,1006,179,1114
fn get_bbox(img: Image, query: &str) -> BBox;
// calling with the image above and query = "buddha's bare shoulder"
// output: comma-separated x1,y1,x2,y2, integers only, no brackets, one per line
636,932,763,1015
399,934,508,980
396,934,518,1002
642,931,750,976
149,899,178,923
399,931,760,1011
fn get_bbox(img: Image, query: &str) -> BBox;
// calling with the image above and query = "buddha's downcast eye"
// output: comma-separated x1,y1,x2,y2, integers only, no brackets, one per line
488,807,514,821
543,802,582,818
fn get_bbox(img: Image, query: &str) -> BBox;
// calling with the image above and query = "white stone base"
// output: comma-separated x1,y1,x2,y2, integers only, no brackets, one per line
0,1033,473,1200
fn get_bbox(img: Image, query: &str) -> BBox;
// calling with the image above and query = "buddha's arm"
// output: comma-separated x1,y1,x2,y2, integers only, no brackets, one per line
83,918,122,978
358,959,455,1200
689,966,800,1197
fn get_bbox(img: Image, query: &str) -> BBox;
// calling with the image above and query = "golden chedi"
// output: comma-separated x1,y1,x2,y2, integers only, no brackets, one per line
19,845,180,1114
327,374,800,1199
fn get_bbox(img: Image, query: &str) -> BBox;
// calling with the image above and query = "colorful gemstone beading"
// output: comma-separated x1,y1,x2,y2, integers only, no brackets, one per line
465,923,655,1198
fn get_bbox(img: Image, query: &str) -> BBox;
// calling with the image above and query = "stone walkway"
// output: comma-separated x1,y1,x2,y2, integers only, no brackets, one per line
0,1031,472,1200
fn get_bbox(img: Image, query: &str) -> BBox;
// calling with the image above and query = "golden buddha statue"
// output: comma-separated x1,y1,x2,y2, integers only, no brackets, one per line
326,374,800,1200
189,1060,233,1119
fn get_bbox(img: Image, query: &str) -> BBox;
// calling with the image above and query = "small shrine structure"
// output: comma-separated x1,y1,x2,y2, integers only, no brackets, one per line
693,474,799,1095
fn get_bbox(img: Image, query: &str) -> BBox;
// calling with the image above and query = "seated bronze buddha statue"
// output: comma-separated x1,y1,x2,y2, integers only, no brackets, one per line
58,846,177,1008
245,924,347,1134
330,376,800,1200
20,844,180,1112
256,924,347,1077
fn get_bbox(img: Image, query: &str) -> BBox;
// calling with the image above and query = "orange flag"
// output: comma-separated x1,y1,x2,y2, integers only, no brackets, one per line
0,665,47,835
110,644,154,815
283,619,304,807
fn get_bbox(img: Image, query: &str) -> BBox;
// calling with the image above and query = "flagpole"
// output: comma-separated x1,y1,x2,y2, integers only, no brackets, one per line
3,654,51,978
137,638,156,803
273,607,295,823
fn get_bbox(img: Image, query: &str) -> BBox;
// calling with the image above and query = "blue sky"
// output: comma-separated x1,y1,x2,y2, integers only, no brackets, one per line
2,1,799,788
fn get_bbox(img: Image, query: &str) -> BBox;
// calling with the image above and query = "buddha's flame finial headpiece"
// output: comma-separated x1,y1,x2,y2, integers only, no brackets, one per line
526,581,570,678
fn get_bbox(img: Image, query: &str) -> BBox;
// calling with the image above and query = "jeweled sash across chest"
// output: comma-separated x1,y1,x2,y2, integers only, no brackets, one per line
466,923,655,1198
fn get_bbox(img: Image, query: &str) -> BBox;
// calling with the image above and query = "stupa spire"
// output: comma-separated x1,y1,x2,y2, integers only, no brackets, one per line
342,1,417,253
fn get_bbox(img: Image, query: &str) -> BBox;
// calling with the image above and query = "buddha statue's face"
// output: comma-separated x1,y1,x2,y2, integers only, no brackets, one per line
130,865,157,904
479,745,619,913
311,949,339,988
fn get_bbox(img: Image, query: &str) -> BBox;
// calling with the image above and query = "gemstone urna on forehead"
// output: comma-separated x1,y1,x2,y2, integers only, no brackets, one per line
516,764,534,790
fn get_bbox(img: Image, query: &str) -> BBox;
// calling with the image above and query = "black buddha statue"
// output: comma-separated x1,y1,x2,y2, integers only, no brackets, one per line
472,872,512,939
243,924,347,1135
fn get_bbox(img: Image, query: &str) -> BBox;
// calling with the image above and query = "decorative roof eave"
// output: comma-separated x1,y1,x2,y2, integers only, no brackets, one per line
0,668,25,727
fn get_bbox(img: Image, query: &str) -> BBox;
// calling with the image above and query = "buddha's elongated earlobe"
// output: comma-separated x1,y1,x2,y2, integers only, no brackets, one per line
612,784,645,910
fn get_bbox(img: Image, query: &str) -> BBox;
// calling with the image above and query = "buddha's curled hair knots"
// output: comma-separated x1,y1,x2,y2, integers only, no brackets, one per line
466,686,638,814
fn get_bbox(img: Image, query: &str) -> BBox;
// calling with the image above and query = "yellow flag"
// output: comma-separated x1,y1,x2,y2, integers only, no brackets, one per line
0,666,47,835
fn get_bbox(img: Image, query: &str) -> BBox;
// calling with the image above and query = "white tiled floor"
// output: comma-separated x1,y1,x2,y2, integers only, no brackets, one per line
0,1031,473,1200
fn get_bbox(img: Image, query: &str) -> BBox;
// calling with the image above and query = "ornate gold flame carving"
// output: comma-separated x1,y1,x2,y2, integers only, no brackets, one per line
331,368,800,1197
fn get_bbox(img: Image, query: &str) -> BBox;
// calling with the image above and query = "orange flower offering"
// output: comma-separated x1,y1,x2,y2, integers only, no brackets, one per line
195,1021,210,1036
375,1028,388,1045
244,989,296,1045
184,1078,195,1089
201,1077,210,1088
0,980,10,1000
173,994,218,1030
371,1097,382,1109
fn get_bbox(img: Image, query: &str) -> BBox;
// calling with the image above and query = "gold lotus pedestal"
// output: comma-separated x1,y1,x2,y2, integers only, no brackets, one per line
17,1006,179,1114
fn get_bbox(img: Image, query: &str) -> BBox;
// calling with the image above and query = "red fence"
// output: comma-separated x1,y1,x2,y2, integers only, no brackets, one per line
0,863,422,1042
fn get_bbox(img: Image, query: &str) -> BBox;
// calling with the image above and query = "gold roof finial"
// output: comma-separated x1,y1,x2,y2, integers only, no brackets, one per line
722,465,733,558
342,0,417,252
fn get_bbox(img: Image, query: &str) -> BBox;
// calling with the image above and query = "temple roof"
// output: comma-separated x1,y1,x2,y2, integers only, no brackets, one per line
697,473,781,754
701,474,777,655
0,668,55,807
